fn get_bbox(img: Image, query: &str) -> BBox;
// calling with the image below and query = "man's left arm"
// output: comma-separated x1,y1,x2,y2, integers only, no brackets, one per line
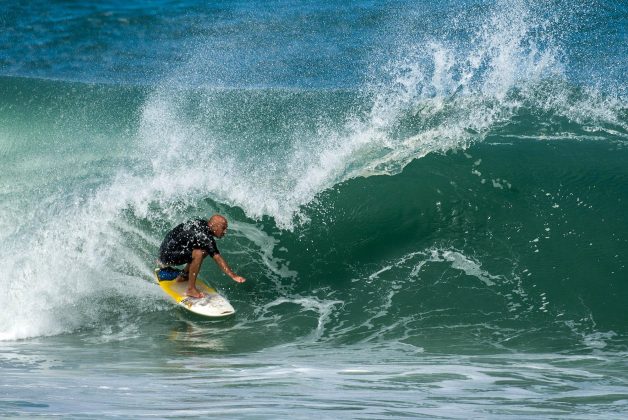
212,254,246,283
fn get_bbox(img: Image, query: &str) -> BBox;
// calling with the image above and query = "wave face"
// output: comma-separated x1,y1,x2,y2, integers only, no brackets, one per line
0,0,627,356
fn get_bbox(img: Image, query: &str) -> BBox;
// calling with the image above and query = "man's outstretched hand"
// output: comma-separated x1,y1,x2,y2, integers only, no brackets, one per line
232,275,246,283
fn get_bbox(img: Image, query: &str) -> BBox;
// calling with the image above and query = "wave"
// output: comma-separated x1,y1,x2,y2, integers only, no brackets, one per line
0,0,626,344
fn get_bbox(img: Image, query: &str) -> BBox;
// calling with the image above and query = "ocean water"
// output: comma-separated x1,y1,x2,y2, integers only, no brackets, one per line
1,0,627,417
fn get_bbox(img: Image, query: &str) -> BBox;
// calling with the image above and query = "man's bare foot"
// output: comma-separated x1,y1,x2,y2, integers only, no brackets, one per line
176,272,189,283
186,288,205,298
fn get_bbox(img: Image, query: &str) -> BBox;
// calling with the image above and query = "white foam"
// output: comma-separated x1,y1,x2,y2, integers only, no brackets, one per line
126,0,584,231
256,296,344,341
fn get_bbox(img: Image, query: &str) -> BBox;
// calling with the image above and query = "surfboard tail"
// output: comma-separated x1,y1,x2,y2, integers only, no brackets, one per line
155,267,181,281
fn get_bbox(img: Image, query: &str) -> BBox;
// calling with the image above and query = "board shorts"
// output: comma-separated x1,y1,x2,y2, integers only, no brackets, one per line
158,250,192,267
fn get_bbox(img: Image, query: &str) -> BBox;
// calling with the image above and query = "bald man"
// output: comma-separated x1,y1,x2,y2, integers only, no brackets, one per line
158,215,245,298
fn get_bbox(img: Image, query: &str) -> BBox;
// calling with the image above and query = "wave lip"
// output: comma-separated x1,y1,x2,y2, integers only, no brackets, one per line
134,0,627,230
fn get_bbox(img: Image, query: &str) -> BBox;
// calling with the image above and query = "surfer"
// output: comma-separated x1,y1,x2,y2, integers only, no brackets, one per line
158,215,246,298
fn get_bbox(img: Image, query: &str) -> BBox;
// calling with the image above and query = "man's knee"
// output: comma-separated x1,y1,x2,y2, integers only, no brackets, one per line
191,249,206,261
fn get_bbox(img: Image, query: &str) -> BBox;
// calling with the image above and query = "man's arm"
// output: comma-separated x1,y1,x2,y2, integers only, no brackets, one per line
212,254,246,283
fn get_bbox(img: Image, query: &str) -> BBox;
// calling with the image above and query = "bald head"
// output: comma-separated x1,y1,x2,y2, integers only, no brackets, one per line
208,214,228,238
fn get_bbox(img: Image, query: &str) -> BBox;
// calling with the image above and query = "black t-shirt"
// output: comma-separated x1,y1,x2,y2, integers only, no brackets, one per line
158,219,220,265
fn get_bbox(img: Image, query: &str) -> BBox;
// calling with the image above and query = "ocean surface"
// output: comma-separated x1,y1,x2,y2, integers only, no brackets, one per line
1,0,627,417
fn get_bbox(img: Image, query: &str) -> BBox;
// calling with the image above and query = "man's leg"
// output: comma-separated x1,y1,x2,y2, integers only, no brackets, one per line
176,263,190,282
185,250,206,298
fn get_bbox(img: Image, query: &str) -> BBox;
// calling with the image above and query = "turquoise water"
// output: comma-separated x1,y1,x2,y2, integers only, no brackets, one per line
1,0,627,417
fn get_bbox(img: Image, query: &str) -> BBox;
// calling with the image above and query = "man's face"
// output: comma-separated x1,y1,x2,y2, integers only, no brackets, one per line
213,222,227,238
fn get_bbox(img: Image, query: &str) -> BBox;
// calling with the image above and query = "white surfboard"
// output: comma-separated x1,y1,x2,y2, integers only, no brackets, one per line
154,268,235,317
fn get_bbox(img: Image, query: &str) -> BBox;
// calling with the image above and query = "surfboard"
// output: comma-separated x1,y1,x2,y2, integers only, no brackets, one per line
154,267,235,317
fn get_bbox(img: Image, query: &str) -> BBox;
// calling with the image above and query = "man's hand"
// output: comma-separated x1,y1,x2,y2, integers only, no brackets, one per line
232,275,246,283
